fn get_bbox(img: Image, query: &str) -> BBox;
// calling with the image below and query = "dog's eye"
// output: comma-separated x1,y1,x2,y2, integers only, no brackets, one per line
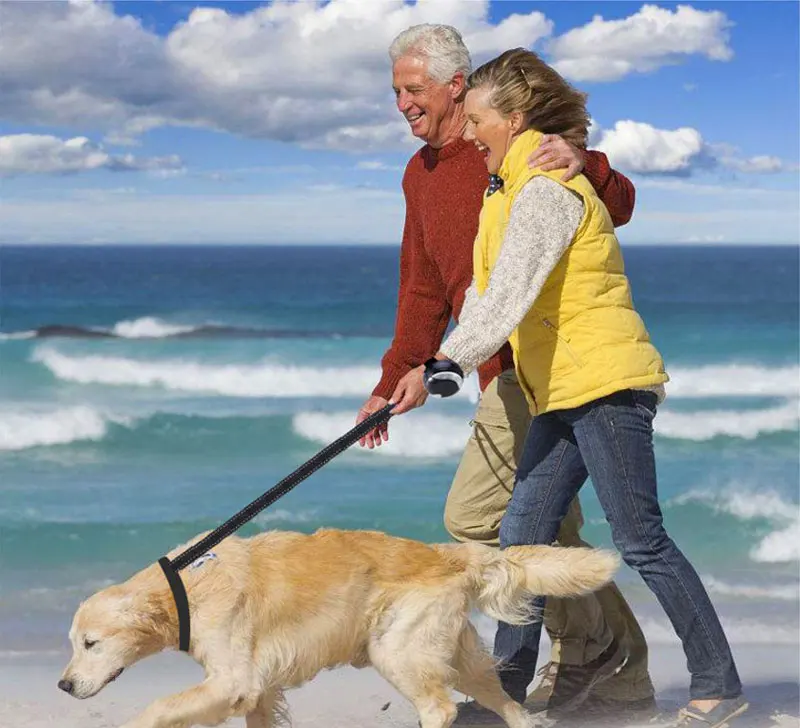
83,638,98,650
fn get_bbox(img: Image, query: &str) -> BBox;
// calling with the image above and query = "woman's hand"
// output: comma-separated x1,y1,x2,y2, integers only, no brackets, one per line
389,366,429,415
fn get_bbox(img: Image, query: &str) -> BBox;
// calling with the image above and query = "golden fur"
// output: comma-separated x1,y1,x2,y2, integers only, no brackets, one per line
60,528,619,728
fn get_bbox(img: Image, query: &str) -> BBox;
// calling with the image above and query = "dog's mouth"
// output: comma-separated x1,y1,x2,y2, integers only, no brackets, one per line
69,668,124,700
104,667,124,686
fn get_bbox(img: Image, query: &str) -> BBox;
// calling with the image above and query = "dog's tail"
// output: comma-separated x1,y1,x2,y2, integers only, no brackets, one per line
463,543,620,625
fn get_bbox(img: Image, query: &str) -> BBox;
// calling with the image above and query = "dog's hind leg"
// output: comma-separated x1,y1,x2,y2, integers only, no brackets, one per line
371,656,458,728
453,624,538,728
369,613,460,727
245,689,288,728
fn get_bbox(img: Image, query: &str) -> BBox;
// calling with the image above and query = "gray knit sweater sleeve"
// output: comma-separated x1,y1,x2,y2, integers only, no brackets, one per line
459,277,480,323
440,176,583,374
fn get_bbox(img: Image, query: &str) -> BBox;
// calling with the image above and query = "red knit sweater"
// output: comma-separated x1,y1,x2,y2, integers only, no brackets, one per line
373,138,636,399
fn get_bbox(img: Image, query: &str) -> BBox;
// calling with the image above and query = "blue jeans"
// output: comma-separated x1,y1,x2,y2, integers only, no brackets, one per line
494,389,742,702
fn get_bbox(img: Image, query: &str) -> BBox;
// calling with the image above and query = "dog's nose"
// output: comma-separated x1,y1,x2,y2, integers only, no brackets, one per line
57,679,74,695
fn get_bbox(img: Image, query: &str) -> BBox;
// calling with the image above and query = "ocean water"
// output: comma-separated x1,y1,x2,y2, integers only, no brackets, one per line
0,244,798,654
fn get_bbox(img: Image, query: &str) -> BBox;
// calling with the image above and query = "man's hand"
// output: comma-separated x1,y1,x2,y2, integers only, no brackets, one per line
389,366,428,415
356,395,390,449
528,134,585,181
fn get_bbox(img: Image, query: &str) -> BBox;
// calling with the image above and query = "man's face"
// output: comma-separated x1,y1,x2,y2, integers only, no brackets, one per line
392,55,462,148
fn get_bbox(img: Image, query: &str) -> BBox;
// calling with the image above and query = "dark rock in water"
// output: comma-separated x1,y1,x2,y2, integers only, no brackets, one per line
35,325,116,338
25,323,363,340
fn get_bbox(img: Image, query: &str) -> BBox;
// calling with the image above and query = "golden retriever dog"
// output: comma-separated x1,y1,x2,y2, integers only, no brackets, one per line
59,528,618,728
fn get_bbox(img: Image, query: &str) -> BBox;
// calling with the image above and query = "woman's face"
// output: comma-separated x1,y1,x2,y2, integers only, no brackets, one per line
463,87,520,174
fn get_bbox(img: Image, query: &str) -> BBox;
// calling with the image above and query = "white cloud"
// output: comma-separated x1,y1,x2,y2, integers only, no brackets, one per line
0,134,183,177
683,234,726,243
549,5,733,82
594,121,797,177
633,177,788,196
459,8,552,57
730,155,785,173
594,120,706,175
587,118,603,148
0,1,750,162
0,0,550,152
356,160,403,172
715,151,798,174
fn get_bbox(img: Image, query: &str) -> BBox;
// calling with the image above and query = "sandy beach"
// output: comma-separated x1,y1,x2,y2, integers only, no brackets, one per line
2,638,797,728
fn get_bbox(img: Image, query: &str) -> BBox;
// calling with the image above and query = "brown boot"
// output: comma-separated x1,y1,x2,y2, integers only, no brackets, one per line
579,694,660,724
524,638,627,716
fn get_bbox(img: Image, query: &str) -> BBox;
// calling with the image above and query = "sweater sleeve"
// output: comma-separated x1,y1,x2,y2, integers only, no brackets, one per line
583,150,636,227
372,180,453,399
440,177,583,374
458,277,479,323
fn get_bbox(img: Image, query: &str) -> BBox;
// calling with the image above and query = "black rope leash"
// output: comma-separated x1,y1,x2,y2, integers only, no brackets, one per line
158,404,394,651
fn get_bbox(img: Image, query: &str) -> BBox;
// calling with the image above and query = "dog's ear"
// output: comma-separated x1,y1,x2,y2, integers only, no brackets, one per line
82,585,133,618
112,592,135,612
127,585,179,648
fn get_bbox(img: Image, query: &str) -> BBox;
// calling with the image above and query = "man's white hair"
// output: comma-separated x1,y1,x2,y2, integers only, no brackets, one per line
389,24,472,84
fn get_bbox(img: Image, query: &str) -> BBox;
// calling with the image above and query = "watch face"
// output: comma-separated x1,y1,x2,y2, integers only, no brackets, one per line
425,370,463,397
430,378,461,397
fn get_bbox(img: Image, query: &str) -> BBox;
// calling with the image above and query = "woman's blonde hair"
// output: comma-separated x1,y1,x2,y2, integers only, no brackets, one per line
467,48,590,148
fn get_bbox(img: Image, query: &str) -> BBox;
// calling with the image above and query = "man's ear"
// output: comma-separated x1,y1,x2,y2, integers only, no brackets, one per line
450,71,466,100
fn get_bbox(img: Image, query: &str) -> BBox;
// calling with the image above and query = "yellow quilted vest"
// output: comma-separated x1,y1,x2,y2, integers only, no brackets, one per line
473,129,668,414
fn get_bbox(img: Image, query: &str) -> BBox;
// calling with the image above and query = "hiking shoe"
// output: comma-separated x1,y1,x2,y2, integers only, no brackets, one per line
673,696,749,728
523,637,627,715
580,694,660,723
524,661,560,713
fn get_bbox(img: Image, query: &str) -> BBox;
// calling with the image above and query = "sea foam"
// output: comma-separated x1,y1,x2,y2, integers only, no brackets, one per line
293,411,471,459
0,405,129,451
111,317,198,338
32,347,480,402
655,402,798,440
676,489,800,563
666,364,799,398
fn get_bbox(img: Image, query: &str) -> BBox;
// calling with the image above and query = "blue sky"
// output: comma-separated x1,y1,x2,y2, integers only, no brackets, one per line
1,0,798,245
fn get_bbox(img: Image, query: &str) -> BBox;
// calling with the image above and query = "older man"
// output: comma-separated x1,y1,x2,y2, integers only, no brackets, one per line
356,24,655,725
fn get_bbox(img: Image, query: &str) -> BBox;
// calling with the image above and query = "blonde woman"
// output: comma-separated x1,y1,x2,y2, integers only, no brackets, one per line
390,49,746,728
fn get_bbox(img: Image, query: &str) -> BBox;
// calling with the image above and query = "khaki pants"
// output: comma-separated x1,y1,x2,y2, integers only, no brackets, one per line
444,370,654,701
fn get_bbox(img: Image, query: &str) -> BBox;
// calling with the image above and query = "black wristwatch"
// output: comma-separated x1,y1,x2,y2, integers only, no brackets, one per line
423,357,464,398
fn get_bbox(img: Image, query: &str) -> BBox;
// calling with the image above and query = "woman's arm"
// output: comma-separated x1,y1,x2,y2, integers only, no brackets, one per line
439,177,584,374
458,276,480,324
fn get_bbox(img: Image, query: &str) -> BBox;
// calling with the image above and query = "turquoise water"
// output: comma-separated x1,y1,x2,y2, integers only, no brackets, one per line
1,244,798,652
